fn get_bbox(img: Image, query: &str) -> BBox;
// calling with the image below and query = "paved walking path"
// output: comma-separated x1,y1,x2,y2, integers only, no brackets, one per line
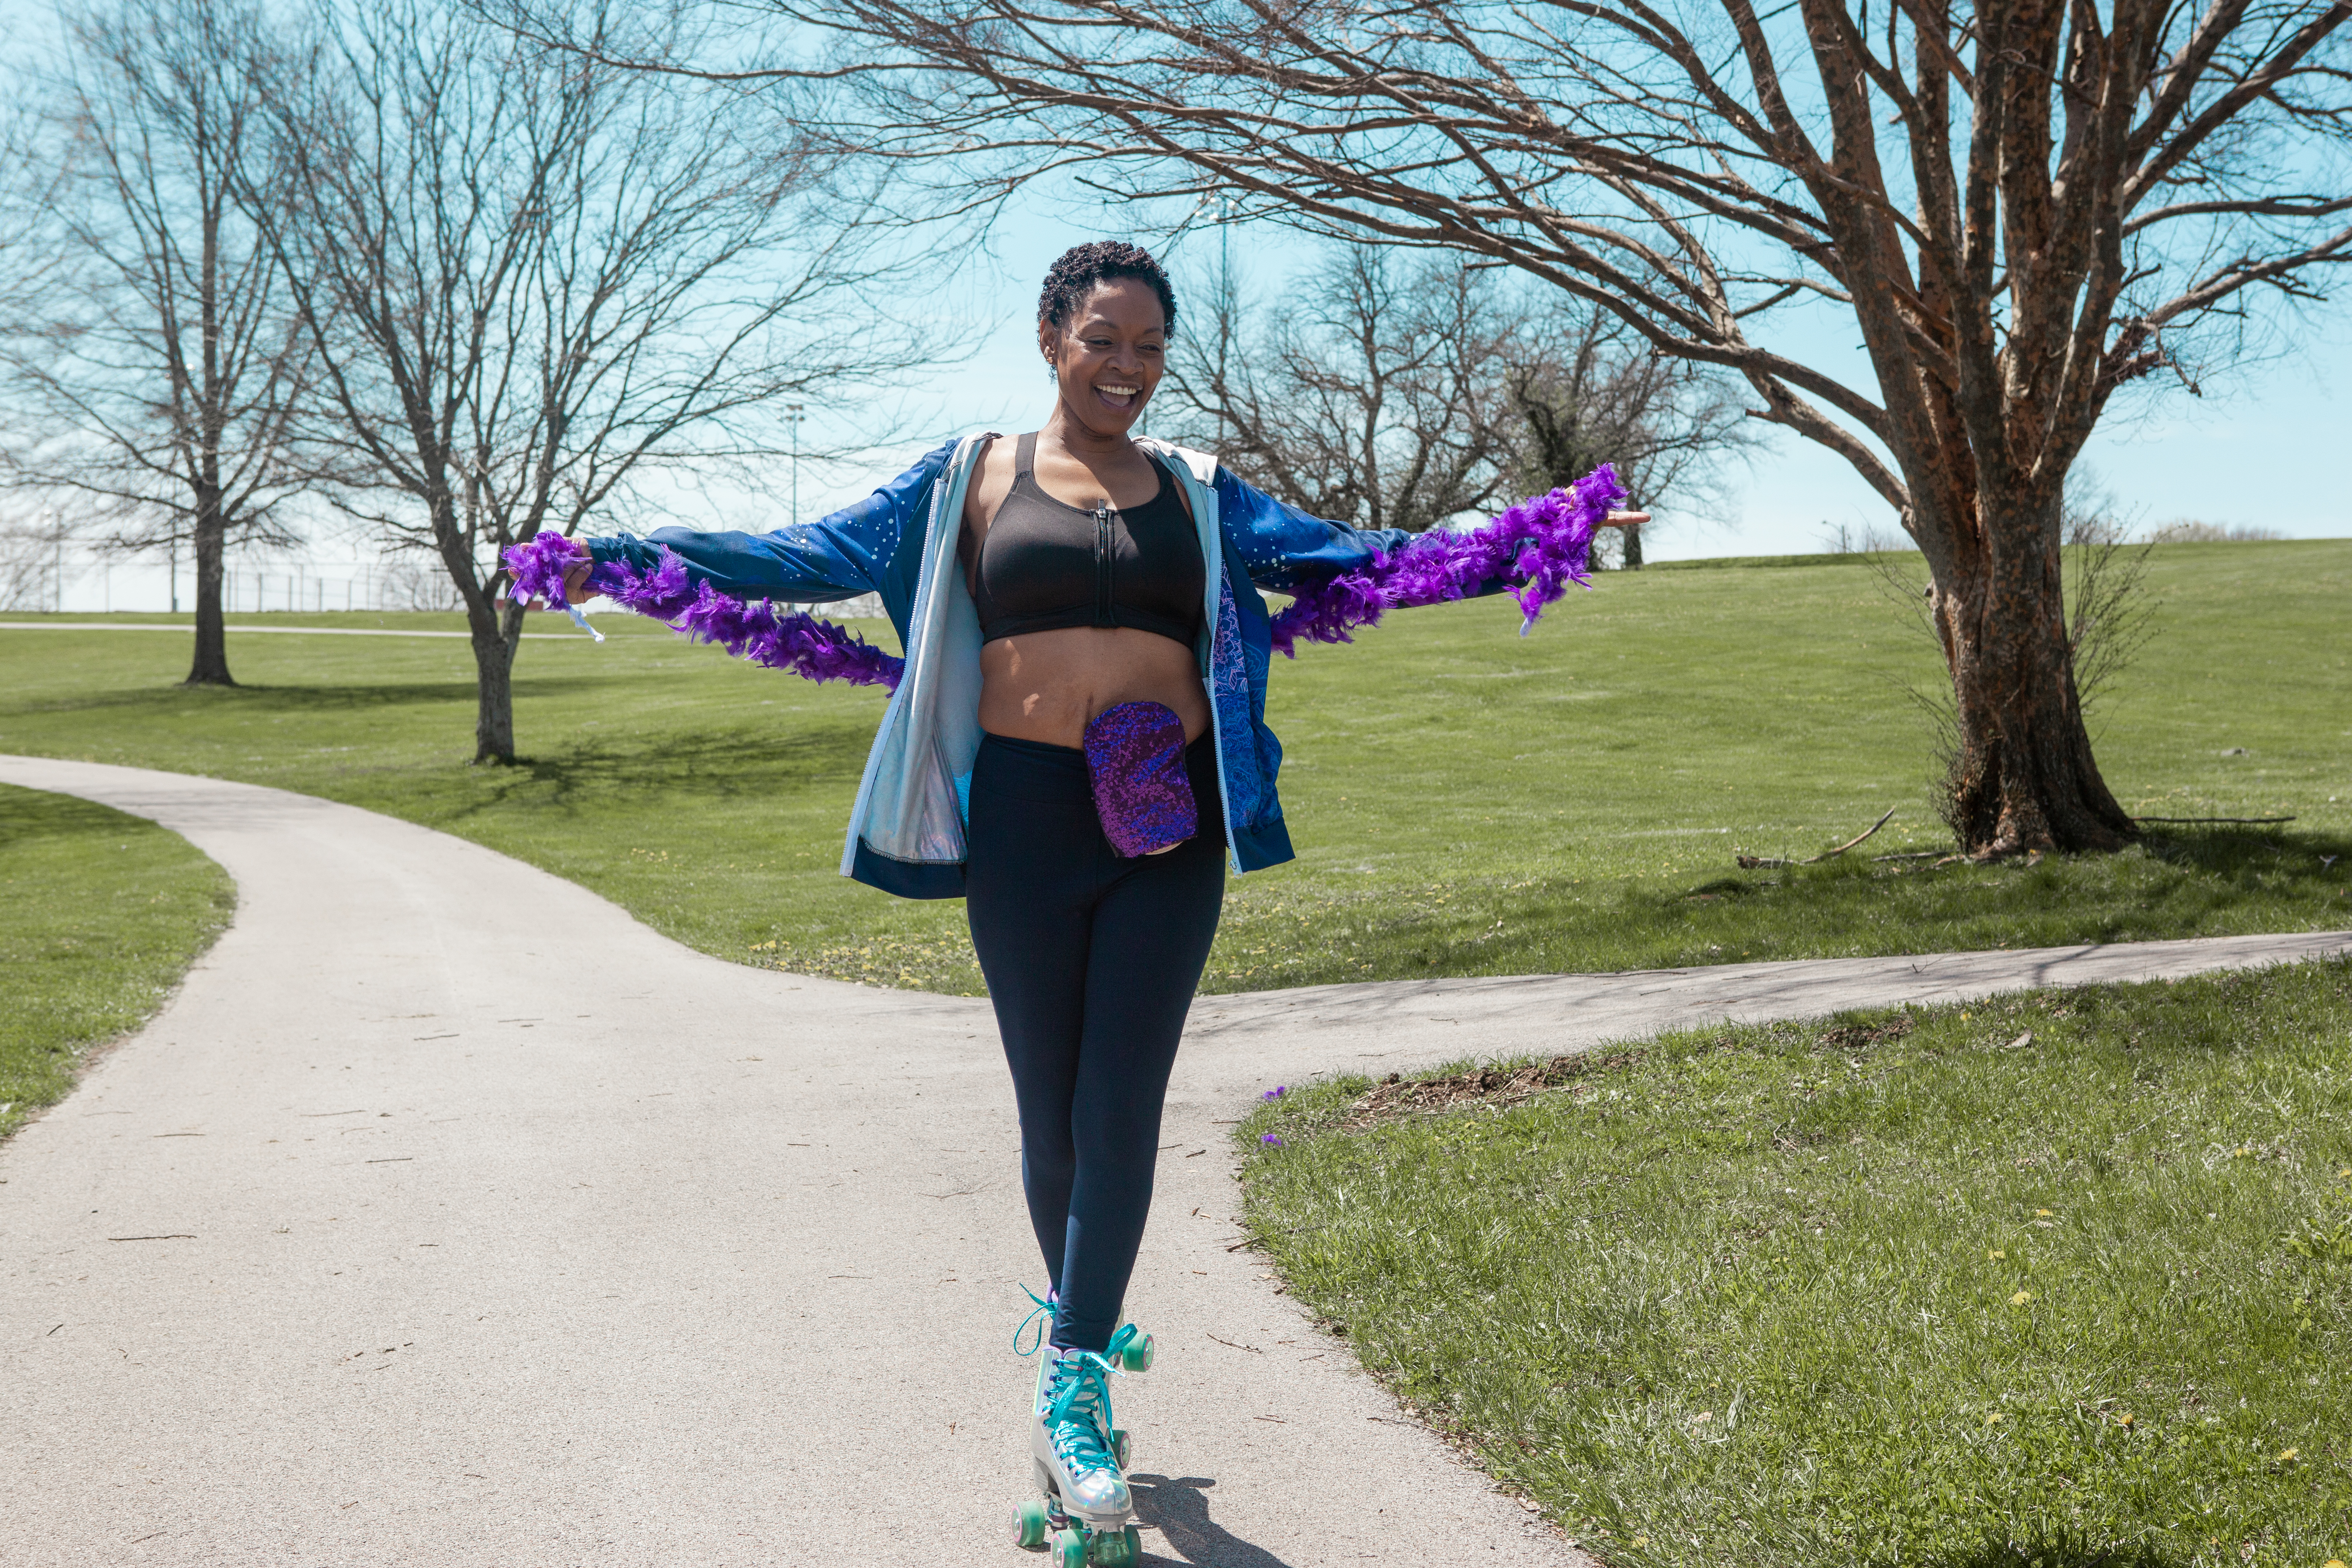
3,755,2345,1567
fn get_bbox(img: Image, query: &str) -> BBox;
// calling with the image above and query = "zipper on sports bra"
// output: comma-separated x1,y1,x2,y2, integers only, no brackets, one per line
1093,503,1115,627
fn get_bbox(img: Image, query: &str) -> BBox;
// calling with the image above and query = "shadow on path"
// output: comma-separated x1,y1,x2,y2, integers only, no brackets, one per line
1132,1474,1295,1567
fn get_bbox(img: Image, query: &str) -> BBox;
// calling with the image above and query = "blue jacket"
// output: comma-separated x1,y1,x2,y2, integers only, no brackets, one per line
587,433,1411,898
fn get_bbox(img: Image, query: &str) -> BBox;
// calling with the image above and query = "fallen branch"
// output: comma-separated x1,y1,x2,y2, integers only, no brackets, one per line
2134,815,2297,825
1737,807,1898,869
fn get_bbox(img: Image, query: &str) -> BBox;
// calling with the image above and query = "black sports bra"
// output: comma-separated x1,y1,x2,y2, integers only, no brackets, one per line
965,432,1205,649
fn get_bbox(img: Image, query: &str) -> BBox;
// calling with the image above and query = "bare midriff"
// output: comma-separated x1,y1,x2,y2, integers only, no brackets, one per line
963,428,1211,750
975,628,1210,749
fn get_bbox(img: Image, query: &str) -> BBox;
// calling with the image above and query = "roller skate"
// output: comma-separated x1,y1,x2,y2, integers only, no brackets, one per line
1009,1293,1155,1564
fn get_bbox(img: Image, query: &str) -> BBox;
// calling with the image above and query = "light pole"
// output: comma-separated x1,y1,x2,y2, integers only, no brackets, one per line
1216,195,1235,451
787,404,805,521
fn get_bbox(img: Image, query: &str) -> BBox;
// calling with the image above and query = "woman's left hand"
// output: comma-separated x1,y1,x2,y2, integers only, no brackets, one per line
1604,510,1651,529
516,539,595,609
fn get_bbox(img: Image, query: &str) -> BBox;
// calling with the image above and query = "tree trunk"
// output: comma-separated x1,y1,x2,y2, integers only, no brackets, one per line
1931,495,2135,857
184,488,234,687
1622,520,1643,570
468,593,526,764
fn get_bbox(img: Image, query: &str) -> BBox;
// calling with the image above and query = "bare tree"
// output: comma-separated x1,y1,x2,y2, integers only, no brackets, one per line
0,0,307,684
2057,476,2158,715
1509,312,1756,568
1160,245,1528,532
248,0,941,763
692,0,2352,857
1161,240,1753,556
1872,469,2156,835
0,510,72,611
0,97,60,343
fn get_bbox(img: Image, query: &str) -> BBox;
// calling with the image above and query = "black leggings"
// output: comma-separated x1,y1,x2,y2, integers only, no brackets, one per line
965,730,1226,1354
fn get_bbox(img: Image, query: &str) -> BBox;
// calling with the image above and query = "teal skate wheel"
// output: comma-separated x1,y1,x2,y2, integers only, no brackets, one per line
1052,1527,1088,1568
1091,1525,1142,1567
1120,1333,1155,1373
1011,1498,1051,1549
1111,1428,1132,1470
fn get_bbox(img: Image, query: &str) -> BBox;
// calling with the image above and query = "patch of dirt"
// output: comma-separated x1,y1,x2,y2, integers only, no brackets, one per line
1818,1014,1915,1052
1346,1050,1641,1130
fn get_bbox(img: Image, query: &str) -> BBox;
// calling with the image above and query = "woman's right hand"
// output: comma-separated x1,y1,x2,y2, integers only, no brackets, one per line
559,553,596,604
518,539,595,609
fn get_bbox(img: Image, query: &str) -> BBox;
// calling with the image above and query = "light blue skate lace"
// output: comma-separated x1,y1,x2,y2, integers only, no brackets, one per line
1014,1285,1056,1358
1043,1349,1123,1473
1014,1285,1147,1369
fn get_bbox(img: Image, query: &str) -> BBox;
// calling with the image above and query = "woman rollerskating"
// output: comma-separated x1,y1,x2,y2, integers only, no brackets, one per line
511,240,1641,1565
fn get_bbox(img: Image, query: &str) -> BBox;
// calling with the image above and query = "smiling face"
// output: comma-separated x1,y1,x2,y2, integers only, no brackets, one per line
1040,278,1167,438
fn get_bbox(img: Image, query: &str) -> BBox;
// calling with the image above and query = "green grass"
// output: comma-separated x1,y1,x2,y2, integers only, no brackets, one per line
0,784,235,1142
0,537,2345,995
1235,961,2352,1566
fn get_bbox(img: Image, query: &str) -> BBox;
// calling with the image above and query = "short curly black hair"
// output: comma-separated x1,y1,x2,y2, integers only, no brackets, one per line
1037,240,1177,337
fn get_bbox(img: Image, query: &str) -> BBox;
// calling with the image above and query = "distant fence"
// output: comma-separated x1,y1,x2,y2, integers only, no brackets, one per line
223,562,462,614
3,544,890,619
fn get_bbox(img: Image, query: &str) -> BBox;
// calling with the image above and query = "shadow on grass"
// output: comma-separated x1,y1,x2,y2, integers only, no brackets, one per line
6,673,635,718
1233,824,2352,990
1894,1529,2188,1568
1643,823,2352,942
431,722,877,819
2138,822,2352,881
0,781,163,843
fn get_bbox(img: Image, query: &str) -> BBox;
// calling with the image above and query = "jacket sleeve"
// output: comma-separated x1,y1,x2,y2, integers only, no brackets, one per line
1213,468,1412,593
584,440,954,603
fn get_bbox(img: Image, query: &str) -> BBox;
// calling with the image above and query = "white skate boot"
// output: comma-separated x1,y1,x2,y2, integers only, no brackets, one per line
1009,1295,1155,1565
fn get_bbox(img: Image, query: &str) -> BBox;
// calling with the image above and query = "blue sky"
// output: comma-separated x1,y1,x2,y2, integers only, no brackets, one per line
15,5,2343,611
835,187,2352,562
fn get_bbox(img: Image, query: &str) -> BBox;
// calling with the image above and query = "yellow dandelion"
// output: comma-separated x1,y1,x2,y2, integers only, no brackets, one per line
1987,1248,2006,1260
2324,1559,2346,1568
2117,1413,2135,1429
1985,1412,2004,1425
2232,1145,2252,1157
2277,1447,2298,1463
1630,1536,1650,1547
2011,1290,2034,1306
2035,1208,2053,1217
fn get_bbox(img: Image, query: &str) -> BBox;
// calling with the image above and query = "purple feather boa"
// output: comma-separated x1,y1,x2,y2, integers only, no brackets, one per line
1269,464,1627,657
500,531,905,691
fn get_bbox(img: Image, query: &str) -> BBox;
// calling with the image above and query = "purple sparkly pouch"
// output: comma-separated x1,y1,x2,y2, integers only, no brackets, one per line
1083,701,1197,857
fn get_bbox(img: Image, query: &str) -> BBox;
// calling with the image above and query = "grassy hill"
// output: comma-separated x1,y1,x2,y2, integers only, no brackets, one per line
2,538,2344,993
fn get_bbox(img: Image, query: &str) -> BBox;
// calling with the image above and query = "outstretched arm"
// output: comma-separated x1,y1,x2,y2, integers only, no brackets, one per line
512,438,954,616
504,441,959,691
572,439,954,608
1223,464,1633,655
1217,468,1641,591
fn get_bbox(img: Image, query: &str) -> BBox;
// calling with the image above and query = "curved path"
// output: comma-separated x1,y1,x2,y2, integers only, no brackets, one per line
4,756,2345,1567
